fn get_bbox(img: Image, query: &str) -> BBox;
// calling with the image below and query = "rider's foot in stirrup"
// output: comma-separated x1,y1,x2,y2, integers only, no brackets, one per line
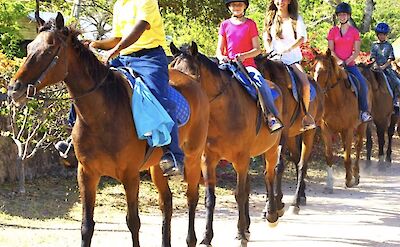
267,115,284,133
300,114,316,132
159,152,184,177
360,111,373,123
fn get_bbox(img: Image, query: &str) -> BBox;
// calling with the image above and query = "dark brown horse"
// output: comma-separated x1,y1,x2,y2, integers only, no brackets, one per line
359,64,399,164
170,42,282,246
7,14,209,247
312,50,371,192
255,56,324,214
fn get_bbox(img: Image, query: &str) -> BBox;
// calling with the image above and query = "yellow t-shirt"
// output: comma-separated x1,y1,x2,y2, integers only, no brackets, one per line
112,0,166,55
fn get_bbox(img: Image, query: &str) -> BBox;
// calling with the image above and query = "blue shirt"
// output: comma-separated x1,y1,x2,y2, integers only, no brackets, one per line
370,41,395,67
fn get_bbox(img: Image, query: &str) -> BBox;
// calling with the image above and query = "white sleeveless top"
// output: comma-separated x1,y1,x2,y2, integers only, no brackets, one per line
263,15,307,65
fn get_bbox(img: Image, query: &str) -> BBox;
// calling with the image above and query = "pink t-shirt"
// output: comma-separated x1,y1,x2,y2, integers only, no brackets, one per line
327,26,360,66
219,18,259,67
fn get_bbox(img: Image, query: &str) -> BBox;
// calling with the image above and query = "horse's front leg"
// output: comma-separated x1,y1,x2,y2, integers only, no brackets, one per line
386,115,398,163
365,123,373,166
232,156,250,245
321,125,334,193
200,151,219,247
150,165,172,247
342,129,354,188
264,144,280,227
123,171,141,247
184,154,202,247
78,164,100,247
354,123,367,185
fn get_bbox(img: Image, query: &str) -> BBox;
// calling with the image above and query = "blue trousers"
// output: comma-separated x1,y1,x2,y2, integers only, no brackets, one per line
346,65,369,112
384,68,400,99
70,47,184,162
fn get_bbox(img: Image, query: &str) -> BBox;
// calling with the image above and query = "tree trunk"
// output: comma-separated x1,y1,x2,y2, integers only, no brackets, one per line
360,0,375,34
16,156,25,194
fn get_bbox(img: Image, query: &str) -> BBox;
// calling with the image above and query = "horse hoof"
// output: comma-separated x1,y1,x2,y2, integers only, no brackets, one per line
323,187,333,194
277,207,285,217
345,181,354,188
268,220,279,228
385,156,392,163
234,238,248,247
353,176,360,186
245,230,251,240
288,205,300,215
299,197,307,206
199,241,212,247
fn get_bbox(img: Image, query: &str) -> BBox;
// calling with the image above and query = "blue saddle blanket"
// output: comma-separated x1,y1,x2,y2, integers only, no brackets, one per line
285,66,317,102
220,63,279,101
116,67,190,147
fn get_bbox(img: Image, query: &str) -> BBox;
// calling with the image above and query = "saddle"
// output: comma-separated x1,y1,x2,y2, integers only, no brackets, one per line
285,65,317,102
345,70,360,98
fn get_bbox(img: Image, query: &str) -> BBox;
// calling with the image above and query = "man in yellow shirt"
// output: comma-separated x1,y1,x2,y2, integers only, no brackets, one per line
90,0,184,176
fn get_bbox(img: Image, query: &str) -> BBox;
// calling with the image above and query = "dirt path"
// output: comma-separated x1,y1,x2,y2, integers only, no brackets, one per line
1,157,400,247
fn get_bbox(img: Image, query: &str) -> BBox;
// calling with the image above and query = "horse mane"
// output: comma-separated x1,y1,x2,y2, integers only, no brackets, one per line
179,44,221,77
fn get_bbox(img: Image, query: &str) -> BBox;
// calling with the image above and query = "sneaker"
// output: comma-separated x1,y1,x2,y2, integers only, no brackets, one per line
159,152,184,177
300,114,316,132
360,111,373,123
267,116,284,133
54,139,72,158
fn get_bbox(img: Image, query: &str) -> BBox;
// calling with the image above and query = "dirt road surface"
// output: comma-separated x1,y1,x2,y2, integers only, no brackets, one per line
1,157,400,247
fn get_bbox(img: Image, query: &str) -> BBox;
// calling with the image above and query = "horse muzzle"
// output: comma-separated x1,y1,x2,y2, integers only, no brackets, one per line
7,80,34,106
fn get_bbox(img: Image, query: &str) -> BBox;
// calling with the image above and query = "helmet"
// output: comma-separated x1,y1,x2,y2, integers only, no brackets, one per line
375,22,390,34
335,2,352,15
224,0,249,9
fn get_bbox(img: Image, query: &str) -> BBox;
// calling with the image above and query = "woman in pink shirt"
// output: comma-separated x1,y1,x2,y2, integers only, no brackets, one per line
327,2,372,122
217,0,283,132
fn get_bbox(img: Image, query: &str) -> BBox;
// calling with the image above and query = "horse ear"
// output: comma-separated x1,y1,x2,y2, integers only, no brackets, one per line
326,48,332,57
189,41,198,56
35,0,45,28
55,12,65,30
170,42,180,56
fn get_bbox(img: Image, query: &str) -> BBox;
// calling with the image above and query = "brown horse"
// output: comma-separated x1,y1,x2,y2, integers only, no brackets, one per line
7,14,209,247
359,64,398,165
170,42,282,246
312,49,371,192
255,56,324,214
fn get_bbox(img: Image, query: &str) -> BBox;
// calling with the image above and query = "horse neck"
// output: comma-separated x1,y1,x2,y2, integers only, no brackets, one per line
198,62,226,100
63,46,112,126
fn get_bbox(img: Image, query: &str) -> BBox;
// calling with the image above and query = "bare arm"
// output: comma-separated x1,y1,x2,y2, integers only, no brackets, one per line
216,34,229,63
328,40,344,64
236,36,261,61
91,37,121,50
345,40,360,65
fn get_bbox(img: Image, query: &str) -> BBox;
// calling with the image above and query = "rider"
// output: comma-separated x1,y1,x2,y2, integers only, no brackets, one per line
263,0,316,131
217,0,284,132
327,2,372,123
370,22,400,111
56,0,184,176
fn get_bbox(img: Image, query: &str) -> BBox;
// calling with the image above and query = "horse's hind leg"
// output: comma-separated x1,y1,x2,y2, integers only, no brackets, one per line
150,166,172,247
123,172,141,247
200,152,219,246
77,164,100,247
342,129,354,188
365,123,373,166
185,154,202,247
386,115,397,163
321,125,334,193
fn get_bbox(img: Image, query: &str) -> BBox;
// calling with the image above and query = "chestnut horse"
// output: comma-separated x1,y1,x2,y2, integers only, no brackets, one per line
7,14,209,247
170,42,282,246
359,64,398,165
312,50,371,192
255,56,324,214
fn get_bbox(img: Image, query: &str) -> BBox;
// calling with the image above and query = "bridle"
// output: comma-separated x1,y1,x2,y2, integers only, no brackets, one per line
23,32,110,102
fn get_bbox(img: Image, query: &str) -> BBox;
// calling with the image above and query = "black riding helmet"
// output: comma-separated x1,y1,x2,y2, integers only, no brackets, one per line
335,2,352,15
224,0,249,9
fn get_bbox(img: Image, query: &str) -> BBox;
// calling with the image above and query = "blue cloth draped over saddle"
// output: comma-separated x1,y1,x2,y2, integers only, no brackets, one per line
116,67,190,147
220,63,279,101
285,66,317,102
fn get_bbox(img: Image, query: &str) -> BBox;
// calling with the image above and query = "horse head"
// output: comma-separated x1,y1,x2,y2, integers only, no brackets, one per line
8,12,73,106
313,49,346,91
169,41,201,80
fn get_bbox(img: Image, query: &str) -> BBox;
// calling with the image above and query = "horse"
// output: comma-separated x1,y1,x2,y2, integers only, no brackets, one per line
358,64,398,165
7,13,209,247
311,49,371,192
255,56,324,214
170,42,282,246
